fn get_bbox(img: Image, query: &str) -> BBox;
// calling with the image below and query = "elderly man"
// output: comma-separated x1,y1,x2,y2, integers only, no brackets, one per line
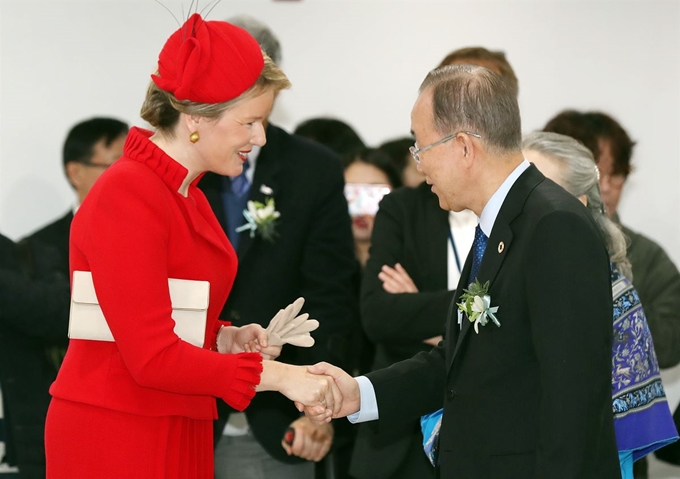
351,46,521,479
311,65,620,479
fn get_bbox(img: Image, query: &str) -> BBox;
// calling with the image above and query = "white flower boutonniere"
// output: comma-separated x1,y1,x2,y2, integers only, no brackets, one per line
457,280,500,334
236,197,280,242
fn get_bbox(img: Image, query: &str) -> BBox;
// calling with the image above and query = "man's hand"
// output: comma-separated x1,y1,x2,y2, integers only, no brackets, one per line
304,362,360,422
281,417,334,462
379,263,419,293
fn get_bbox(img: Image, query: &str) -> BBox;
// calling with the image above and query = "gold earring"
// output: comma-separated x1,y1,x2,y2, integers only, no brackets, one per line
189,131,200,143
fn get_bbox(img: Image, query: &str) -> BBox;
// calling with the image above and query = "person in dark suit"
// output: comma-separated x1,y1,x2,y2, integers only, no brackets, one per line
350,47,520,479
24,117,129,273
349,181,458,479
1,118,127,479
308,64,620,479
199,122,358,479
200,15,358,479
0,233,70,478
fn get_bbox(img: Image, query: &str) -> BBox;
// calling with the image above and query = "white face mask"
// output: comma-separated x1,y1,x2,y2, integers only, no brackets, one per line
344,183,391,216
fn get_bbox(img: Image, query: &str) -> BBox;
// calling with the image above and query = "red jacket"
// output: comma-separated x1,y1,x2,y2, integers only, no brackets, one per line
50,127,262,419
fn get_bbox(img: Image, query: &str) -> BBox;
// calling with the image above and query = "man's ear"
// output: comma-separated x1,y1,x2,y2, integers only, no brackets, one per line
458,134,477,167
65,161,82,189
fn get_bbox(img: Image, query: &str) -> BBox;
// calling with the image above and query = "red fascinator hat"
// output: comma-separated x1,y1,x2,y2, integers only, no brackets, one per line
152,13,264,104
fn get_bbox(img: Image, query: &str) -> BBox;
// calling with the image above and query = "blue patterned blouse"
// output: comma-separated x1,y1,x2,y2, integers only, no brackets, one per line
611,265,678,460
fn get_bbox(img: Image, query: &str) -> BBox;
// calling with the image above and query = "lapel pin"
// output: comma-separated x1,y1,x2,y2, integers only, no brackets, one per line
498,241,505,253
260,184,273,195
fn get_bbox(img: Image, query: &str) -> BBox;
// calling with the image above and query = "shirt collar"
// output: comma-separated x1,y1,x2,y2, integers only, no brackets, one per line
478,159,530,236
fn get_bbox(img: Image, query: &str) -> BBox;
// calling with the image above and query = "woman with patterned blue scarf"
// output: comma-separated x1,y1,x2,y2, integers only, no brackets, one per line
522,131,678,479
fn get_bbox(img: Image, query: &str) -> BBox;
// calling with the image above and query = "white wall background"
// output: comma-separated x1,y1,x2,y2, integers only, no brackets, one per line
0,0,679,475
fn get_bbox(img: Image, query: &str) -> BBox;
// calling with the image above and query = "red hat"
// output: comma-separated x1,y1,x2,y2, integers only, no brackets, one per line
152,14,264,104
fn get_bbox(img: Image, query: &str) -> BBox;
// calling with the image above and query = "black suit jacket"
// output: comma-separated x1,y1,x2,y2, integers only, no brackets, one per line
351,182,450,478
366,165,620,479
0,233,69,478
362,181,453,368
23,211,72,277
198,124,359,463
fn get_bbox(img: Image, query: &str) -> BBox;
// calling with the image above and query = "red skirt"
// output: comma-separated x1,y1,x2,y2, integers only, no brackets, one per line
45,398,213,479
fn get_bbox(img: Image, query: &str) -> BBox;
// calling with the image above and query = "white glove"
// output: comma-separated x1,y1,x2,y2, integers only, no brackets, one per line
266,297,319,347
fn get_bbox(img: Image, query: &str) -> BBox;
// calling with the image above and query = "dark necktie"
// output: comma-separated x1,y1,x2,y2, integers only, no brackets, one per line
230,159,251,198
222,159,251,249
423,225,490,462
468,224,488,284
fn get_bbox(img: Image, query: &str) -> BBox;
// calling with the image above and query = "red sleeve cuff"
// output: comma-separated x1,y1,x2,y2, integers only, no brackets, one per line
222,352,263,411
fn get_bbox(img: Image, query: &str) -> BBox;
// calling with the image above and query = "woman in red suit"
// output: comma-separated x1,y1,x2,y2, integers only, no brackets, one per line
44,14,338,479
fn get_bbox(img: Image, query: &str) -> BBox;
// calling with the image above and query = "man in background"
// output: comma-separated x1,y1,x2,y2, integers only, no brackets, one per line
24,117,128,273
199,16,358,479
438,47,519,95
1,117,127,478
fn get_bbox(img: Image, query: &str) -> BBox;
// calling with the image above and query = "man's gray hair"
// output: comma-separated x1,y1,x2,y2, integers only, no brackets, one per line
522,131,632,279
227,14,282,65
419,64,521,153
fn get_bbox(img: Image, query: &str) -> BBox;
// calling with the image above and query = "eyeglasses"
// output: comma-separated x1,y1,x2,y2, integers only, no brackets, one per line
409,131,482,165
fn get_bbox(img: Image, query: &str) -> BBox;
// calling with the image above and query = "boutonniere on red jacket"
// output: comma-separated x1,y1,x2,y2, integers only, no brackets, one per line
457,280,500,334
236,188,280,242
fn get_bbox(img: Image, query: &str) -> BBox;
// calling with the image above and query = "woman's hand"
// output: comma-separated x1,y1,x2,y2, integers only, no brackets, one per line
217,324,282,360
379,263,419,293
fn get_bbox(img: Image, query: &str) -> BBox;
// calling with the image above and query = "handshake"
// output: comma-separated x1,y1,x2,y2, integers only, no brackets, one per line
231,298,362,423
266,299,360,422
283,361,361,424
219,298,361,422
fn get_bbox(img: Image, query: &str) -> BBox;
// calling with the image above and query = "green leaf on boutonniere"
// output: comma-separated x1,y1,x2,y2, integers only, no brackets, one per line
457,280,500,334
